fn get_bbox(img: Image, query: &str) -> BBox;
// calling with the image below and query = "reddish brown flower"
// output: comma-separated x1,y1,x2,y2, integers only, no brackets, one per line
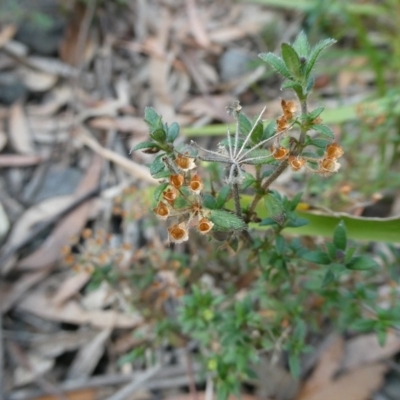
153,202,170,220
175,153,196,171
168,222,189,243
325,143,344,160
271,146,289,161
170,174,184,189
289,156,306,171
197,217,214,234
189,174,203,194
163,187,178,205
281,99,297,120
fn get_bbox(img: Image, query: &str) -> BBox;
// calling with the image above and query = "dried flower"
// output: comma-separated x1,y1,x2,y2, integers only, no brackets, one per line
281,99,297,120
319,158,340,173
197,217,214,234
189,174,203,194
325,143,344,160
289,156,306,171
168,222,189,243
175,153,196,171
170,174,184,189
271,146,289,161
163,187,178,205
153,202,170,220
276,115,289,132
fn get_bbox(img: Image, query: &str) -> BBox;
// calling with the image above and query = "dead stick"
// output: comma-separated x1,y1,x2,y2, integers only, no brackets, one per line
0,311,4,400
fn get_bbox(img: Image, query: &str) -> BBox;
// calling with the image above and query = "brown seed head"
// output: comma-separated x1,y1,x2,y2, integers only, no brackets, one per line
170,174,184,189
153,202,170,220
325,143,344,160
289,156,306,171
197,217,214,234
319,158,340,173
272,146,289,161
281,99,297,120
276,115,289,132
175,153,196,171
163,187,178,205
168,222,189,243
189,174,203,194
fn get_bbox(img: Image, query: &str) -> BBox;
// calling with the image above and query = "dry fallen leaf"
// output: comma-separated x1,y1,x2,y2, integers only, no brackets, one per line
342,332,400,371
18,156,102,270
51,271,92,307
297,363,388,400
298,335,344,399
17,290,142,329
8,102,35,154
0,195,73,272
66,329,111,380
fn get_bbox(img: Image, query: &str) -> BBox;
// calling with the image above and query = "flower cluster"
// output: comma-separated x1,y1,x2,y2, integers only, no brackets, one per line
62,229,132,273
153,153,214,244
270,99,344,175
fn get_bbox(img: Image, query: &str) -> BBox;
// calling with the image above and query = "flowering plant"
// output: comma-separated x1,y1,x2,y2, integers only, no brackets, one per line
132,32,343,243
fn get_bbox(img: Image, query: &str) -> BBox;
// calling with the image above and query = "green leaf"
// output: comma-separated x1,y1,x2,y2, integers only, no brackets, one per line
307,138,332,148
264,192,286,225
281,80,304,98
208,210,246,231
305,38,337,78
308,107,324,121
144,107,162,130
130,141,160,153
153,182,169,202
281,43,302,78
149,155,166,176
377,329,387,346
305,76,315,94
202,193,217,209
150,128,167,143
216,185,232,209
250,121,264,144
322,269,335,287
258,52,292,80
167,122,180,142
244,149,273,165
302,251,331,265
289,192,303,211
333,221,347,251
288,353,301,378
351,318,376,331
313,124,335,139
292,31,310,57
275,235,285,254
238,113,252,135
346,255,378,270
262,120,277,140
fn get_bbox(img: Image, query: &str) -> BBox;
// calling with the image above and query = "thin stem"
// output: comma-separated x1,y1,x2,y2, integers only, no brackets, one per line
190,141,230,160
246,96,308,220
235,106,267,160
232,182,242,218
247,160,289,219
298,98,308,148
